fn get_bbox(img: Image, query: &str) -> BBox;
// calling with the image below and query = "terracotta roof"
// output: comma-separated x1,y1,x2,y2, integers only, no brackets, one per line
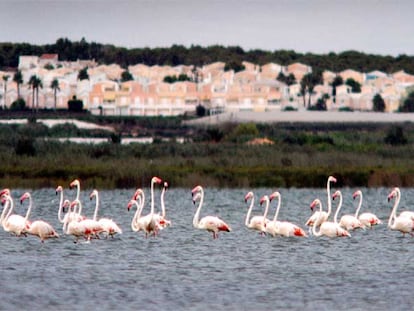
40,53,58,60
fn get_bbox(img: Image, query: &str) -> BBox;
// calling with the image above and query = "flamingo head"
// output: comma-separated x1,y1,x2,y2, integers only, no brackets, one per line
352,190,361,200
0,194,9,205
62,199,71,213
259,195,269,206
269,191,280,202
332,190,341,201
132,188,144,200
192,192,202,204
55,185,63,195
163,182,169,190
127,200,135,211
191,185,203,197
328,176,337,184
310,199,320,211
0,188,11,197
151,176,162,185
69,179,80,189
70,199,81,209
90,189,98,200
20,192,31,204
387,189,397,202
244,191,253,203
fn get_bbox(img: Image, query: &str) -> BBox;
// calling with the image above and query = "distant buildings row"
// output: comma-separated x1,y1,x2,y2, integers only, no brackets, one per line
1,53,414,116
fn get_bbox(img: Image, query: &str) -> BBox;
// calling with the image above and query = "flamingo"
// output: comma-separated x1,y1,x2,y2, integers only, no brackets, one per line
130,177,163,237
387,187,414,236
388,187,414,220
20,192,59,242
127,196,144,233
266,191,307,237
158,181,171,228
244,191,268,234
191,185,231,239
56,185,84,232
353,190,382,228
1,189,31,236
69,179,81,201
70,199,104,240
310,198,351,238
306,175,336,227
63,200,92,243
332,190,364,231
90,189,122,238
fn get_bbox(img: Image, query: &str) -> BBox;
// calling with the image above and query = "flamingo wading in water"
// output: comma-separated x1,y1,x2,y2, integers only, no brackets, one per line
266,191,307,237
306,176,337,227
20,192,59,242
191,185,231,239
244,191,268,234
352,190,382,228
387,187,414,236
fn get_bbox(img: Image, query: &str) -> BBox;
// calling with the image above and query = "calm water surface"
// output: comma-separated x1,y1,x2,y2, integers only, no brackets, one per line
1,187,414,310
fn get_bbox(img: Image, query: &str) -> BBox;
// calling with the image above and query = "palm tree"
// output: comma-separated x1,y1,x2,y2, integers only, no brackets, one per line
13,70,23,99
28,75,43,113
2,75,9,109
50,78,60,111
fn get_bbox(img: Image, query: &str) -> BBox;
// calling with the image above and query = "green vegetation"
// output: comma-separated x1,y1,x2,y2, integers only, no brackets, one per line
1,116,414,189
1,38,414,74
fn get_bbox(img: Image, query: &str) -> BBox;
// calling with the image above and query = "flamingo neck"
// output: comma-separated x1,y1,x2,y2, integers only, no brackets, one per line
312,200,323,237
92,192,99,221
333,192,342,224
193,189,204,228
1,196,11,225
354,193,363,218
5,195,14,222
57,189,65,223
327,179,333,218
160,187,166,218
389,190,400,228
131,198,143,232
262,196,270,221
272,194,281,222
245,195,254,226
24,194,32,221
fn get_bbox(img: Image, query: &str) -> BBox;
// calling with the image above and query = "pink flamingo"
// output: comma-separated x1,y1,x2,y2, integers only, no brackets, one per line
56,185,83,232
70,199,103,240
266,191,307,237
332,190,364,231
1,189,31,236
191,185,231,239
20,192,59,242
130,176,163,237
90,189,122,238
353,190,382,228
310,198,351,238
306,176,336,227
387,188,414,236
244,191,268,234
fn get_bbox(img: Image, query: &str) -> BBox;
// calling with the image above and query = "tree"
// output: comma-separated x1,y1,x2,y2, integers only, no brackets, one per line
78,67,89,80
67,95,83,111
2,74,9,109
28,75,43,113
400,91,414,112
276,72,296,86
50,78,60,111
13,70,23,99
330,75,343,102
372,93,385,112
345,78,361,93
121,70,134,82
10,98,26,110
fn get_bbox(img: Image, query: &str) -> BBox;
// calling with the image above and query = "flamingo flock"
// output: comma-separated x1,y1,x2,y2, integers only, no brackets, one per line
1,175,413,243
